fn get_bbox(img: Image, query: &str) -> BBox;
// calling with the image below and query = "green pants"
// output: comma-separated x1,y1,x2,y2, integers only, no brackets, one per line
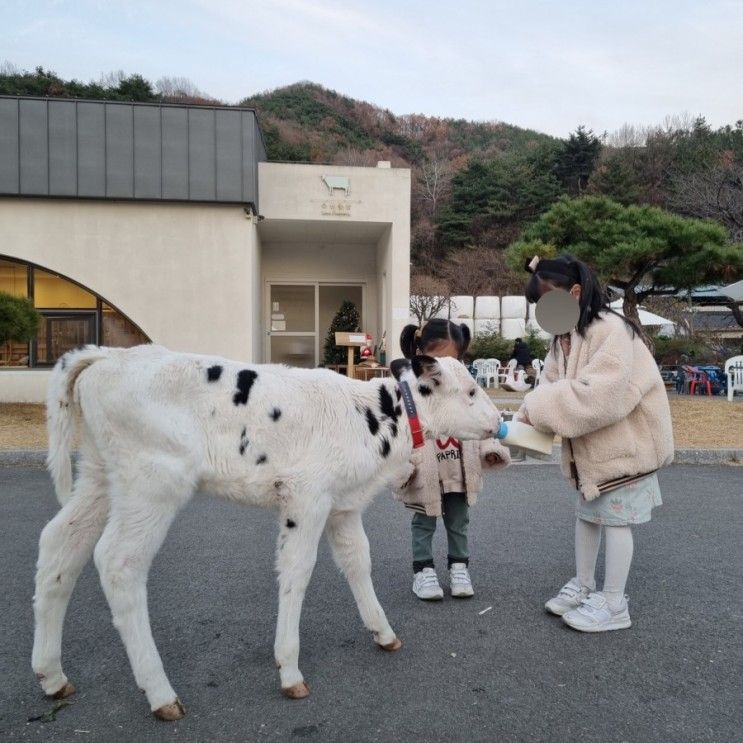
411,492,470,573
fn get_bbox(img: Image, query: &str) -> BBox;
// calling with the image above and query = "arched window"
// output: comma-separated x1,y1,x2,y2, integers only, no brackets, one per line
0,257,149,368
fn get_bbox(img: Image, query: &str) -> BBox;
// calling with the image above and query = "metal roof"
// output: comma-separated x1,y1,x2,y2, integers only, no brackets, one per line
0,96,266,206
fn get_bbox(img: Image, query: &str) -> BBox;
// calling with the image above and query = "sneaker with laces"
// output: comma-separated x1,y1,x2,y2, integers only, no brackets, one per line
412,568,444,600
562,592,632,632
544,577,591,616
449,563,474,598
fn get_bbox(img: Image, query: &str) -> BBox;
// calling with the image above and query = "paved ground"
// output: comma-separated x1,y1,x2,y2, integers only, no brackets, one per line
1,464,741,742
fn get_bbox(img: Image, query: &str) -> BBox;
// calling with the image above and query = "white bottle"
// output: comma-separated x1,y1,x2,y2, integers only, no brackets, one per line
495,420,554,459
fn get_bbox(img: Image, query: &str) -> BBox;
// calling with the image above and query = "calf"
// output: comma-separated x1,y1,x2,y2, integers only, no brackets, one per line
33,344,499,720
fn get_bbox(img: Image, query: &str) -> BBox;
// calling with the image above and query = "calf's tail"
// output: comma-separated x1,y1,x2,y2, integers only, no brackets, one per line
45,346,108,505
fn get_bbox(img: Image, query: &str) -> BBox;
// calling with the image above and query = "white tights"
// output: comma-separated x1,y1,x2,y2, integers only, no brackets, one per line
575,518,634,608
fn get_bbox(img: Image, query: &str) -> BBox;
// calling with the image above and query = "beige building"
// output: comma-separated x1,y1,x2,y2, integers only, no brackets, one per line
0,97,411,402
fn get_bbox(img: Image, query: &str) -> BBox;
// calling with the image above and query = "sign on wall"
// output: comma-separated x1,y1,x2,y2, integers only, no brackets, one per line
319,175,355,217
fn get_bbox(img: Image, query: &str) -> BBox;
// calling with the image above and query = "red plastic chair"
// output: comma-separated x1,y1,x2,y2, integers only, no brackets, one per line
683,366,711,396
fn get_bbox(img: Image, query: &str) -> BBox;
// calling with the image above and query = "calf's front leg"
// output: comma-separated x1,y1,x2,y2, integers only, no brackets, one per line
274,495,332,698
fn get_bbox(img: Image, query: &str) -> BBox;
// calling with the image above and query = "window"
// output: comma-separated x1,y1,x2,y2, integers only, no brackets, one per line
0,257,149,369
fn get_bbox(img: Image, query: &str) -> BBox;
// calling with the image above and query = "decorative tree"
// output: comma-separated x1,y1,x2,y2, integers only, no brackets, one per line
506,196,743,329
323,300,361,366
0,291,41,353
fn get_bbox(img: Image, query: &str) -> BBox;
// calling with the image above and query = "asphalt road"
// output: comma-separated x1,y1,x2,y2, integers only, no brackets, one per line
1,464,741,743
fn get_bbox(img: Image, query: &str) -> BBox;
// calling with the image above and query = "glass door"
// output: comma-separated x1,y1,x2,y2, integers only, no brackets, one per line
268,284,316,368
267,283,364,367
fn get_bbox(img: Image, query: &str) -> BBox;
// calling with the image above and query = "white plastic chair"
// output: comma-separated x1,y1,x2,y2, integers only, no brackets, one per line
472,359,488,387
482,358,501,388
725,355,743,401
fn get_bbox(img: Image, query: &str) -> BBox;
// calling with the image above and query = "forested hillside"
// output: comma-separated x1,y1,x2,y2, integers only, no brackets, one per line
2,65,741,297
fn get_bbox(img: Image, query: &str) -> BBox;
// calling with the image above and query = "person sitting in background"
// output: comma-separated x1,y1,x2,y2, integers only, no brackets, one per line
511,338,533,368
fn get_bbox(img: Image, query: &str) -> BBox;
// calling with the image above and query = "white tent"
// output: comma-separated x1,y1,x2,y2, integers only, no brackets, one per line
721,280,743,302
609,300,676,333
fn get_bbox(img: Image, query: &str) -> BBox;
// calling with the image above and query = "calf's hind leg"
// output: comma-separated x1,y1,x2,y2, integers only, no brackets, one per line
94,477,191,720
32,459,110,698
325,510,400,650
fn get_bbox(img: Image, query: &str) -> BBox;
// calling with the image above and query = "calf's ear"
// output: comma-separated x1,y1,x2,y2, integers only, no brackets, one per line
411,355,441,381
390,358,411,380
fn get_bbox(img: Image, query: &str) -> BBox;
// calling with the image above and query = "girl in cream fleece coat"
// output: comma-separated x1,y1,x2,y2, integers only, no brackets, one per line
394,319,510,600
520,255,673,633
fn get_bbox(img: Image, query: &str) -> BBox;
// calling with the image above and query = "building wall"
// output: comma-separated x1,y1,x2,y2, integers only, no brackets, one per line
0,197,258,359
259,162,410,361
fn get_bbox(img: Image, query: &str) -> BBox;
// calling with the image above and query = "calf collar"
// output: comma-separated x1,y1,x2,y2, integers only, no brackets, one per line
397,380,426,449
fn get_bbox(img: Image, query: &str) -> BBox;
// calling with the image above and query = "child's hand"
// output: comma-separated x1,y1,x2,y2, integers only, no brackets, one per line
480,439,510,468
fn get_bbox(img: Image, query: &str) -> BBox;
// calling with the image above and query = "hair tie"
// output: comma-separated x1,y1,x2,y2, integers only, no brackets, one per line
525,255,541,274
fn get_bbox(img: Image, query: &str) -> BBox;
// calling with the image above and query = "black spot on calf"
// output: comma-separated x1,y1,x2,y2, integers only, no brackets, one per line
379,386,399,422
418,384,433,397
233,369,258,406
389,422,398,438
380,438,391,458
365,408,379,435
394,405,402,417
239,427,249,456
270,408,282,421
256,454,267,465
207,365,223,382
286,519,296,529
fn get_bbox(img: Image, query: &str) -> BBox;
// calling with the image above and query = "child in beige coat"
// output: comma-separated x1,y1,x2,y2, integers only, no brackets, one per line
394,319,510,600
519,255,674,632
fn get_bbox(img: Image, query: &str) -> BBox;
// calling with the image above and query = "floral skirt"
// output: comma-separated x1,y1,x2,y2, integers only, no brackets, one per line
576,473,662,526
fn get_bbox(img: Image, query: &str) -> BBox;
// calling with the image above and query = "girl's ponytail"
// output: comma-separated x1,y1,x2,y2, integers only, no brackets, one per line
400,324,420,359
458,323,472,354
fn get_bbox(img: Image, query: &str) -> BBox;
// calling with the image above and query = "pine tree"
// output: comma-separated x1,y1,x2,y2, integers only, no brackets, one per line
323,300,361,365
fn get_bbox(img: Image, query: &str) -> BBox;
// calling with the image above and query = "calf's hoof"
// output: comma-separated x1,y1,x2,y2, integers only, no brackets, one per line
281,681,310,699
49,682,76,700
379,638,402,652
154,699,186,721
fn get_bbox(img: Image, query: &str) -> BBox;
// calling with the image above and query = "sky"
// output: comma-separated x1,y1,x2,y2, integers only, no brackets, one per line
3,0,742,137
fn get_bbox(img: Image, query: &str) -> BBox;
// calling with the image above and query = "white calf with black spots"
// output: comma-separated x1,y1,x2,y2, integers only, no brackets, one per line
34,344,499,720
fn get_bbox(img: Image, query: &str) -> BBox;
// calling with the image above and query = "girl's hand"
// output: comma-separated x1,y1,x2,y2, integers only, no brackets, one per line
520,410,532,426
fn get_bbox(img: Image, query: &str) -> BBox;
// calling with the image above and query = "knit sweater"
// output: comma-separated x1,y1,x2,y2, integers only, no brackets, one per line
521,312,674,501
392,438,511,517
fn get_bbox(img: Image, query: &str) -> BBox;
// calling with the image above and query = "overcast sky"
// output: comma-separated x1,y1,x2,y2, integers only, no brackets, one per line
4,0,742,137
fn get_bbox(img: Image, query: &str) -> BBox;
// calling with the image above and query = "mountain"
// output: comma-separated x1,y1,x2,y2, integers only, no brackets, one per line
240,82,556,166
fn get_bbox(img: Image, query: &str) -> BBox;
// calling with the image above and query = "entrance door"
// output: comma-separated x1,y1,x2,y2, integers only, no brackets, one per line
267,283,364,367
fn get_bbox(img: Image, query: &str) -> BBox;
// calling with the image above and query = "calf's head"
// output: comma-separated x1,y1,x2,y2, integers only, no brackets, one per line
390,356,499,441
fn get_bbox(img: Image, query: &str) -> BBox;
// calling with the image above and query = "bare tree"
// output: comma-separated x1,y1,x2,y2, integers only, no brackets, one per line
409,274,450,325
0,60,19,75
439,247,523,297
155,76,212,101
333,146,377,166
414,153,452,219
99,69,127,89
670,166,743,242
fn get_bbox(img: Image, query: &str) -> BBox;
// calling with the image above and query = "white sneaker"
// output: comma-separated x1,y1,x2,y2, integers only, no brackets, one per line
545,577,591,616
412,568,444,600
449,563,474,598
562,592,632,632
